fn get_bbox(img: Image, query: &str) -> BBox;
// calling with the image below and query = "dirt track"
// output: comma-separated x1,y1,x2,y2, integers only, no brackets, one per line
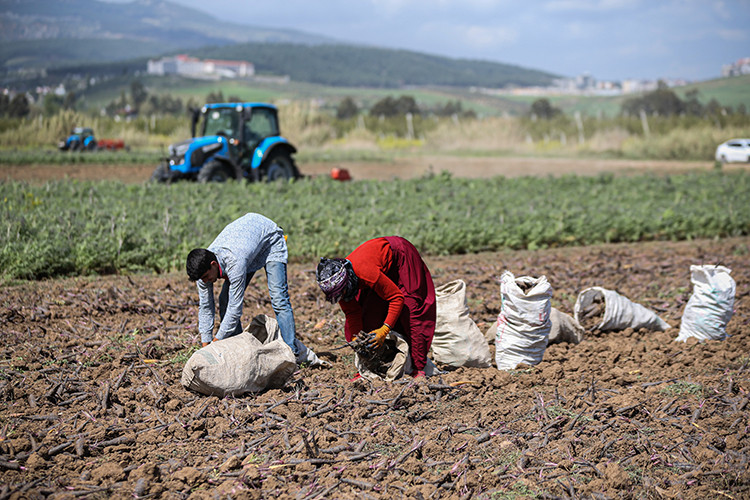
0,155,735,184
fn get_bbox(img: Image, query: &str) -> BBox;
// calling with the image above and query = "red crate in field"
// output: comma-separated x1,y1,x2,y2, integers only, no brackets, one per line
97,138,126,151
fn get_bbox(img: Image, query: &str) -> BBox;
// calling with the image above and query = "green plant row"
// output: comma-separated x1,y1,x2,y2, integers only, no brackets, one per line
0,149,163,165
1,171,749,280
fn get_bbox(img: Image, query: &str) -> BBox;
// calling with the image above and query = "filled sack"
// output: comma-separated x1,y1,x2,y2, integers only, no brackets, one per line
495,271,553,370
355,330,437,382
676,265,735,342
574,287,669,333
486,307,584,345
432,279,492,368
181,314,297,397
549,308,585,344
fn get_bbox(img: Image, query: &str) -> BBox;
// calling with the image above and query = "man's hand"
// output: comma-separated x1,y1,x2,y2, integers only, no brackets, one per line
367,324,391,350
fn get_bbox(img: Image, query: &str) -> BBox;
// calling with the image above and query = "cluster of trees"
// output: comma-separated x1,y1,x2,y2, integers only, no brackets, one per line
622,82,746,117
336,95,476,120
0,93,31,118
100,84,250,118
102,80,196,118
527,83,748,122
528,98,562,119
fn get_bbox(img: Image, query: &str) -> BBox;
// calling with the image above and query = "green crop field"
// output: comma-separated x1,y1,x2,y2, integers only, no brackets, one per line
2,171,748,281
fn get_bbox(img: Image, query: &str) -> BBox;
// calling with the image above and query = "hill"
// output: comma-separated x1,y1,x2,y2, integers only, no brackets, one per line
0,0,558,90
191,43,558,89
0,0,335,70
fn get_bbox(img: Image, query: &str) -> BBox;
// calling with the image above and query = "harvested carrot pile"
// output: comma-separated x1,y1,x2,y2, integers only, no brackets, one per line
1,237,748,499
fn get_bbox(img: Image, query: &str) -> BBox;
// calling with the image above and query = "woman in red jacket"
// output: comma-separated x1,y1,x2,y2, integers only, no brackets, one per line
316,236,436,377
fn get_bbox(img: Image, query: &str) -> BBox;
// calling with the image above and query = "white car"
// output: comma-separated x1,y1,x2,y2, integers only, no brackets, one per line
715,138,750,163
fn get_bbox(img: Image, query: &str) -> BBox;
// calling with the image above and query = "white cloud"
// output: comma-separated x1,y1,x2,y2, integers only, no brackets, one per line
718,28,747,41
563,22,591,39
544,0,636,11
463,25,519,47
713,0,731,19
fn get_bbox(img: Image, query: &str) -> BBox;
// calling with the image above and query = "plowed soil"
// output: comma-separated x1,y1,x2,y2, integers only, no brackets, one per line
1,236,748,499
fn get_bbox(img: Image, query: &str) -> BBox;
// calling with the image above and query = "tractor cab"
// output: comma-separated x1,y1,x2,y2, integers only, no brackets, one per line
59,127,97,151
152,102,301,183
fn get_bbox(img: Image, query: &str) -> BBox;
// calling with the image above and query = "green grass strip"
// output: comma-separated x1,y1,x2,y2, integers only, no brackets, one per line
1,171,748,280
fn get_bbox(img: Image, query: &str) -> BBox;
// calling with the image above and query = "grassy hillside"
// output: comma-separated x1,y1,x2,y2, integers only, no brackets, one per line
191,43,559,89
674,75,750,110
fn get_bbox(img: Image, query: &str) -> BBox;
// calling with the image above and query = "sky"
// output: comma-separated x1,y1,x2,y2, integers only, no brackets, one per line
150,0,749,82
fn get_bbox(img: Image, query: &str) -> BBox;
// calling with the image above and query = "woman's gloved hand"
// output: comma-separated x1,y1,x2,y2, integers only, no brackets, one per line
367,324,391,350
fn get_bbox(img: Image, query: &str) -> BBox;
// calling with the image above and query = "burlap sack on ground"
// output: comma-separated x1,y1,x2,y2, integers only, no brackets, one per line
495,271,553,370
676,265,735,342
355,330,437,382
574,287,670,332
433,279,492,368
181,314,297,397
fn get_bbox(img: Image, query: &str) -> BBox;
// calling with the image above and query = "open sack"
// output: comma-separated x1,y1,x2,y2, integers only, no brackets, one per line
355,330,437,382
676,265,735,342
574,287,669,333
495,271,553,371
432,279,492,368
181,314,297,397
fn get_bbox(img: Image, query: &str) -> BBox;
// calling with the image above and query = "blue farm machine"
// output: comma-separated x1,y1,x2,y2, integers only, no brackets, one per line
151,102,302,183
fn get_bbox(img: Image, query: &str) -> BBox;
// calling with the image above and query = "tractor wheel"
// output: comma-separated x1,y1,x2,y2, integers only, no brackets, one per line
198,161,235,183
86,139,98,151
69,140,81,151
265,154,295,182
150,164,170,183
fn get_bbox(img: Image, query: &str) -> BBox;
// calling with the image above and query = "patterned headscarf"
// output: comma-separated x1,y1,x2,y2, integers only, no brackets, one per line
316,258,358,303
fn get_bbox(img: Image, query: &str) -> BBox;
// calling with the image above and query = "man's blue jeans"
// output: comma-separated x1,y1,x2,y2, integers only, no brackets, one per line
218,261,299,356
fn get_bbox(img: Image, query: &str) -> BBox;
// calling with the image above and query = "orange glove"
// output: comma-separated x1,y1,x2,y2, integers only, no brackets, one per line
367,324,391,350
201,337,218,347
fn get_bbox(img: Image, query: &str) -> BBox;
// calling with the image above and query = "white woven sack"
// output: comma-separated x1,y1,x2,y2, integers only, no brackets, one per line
574,287,669,332
181,314,297,397
355,330,437,381
486,307,583,345
495,271,553,370
433,279,492,368
676,265,735,342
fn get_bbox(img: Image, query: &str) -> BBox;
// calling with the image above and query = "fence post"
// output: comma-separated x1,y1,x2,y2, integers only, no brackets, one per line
574,111,585,144
406,113,414,140
639,109,650,137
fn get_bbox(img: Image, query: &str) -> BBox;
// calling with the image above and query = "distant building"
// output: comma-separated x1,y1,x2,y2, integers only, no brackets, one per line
147,55,255,79
722,57,750,77
471,72,689,98
621,79,658,94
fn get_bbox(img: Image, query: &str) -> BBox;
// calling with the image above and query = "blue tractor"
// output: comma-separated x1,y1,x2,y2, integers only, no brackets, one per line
59,127,98,151
151,102,302,183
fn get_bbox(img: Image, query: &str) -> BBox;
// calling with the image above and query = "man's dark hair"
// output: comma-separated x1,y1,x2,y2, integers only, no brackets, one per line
186,248,216,281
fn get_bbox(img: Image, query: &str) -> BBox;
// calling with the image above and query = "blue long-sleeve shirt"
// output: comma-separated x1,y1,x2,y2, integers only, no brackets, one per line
197,213,287,340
